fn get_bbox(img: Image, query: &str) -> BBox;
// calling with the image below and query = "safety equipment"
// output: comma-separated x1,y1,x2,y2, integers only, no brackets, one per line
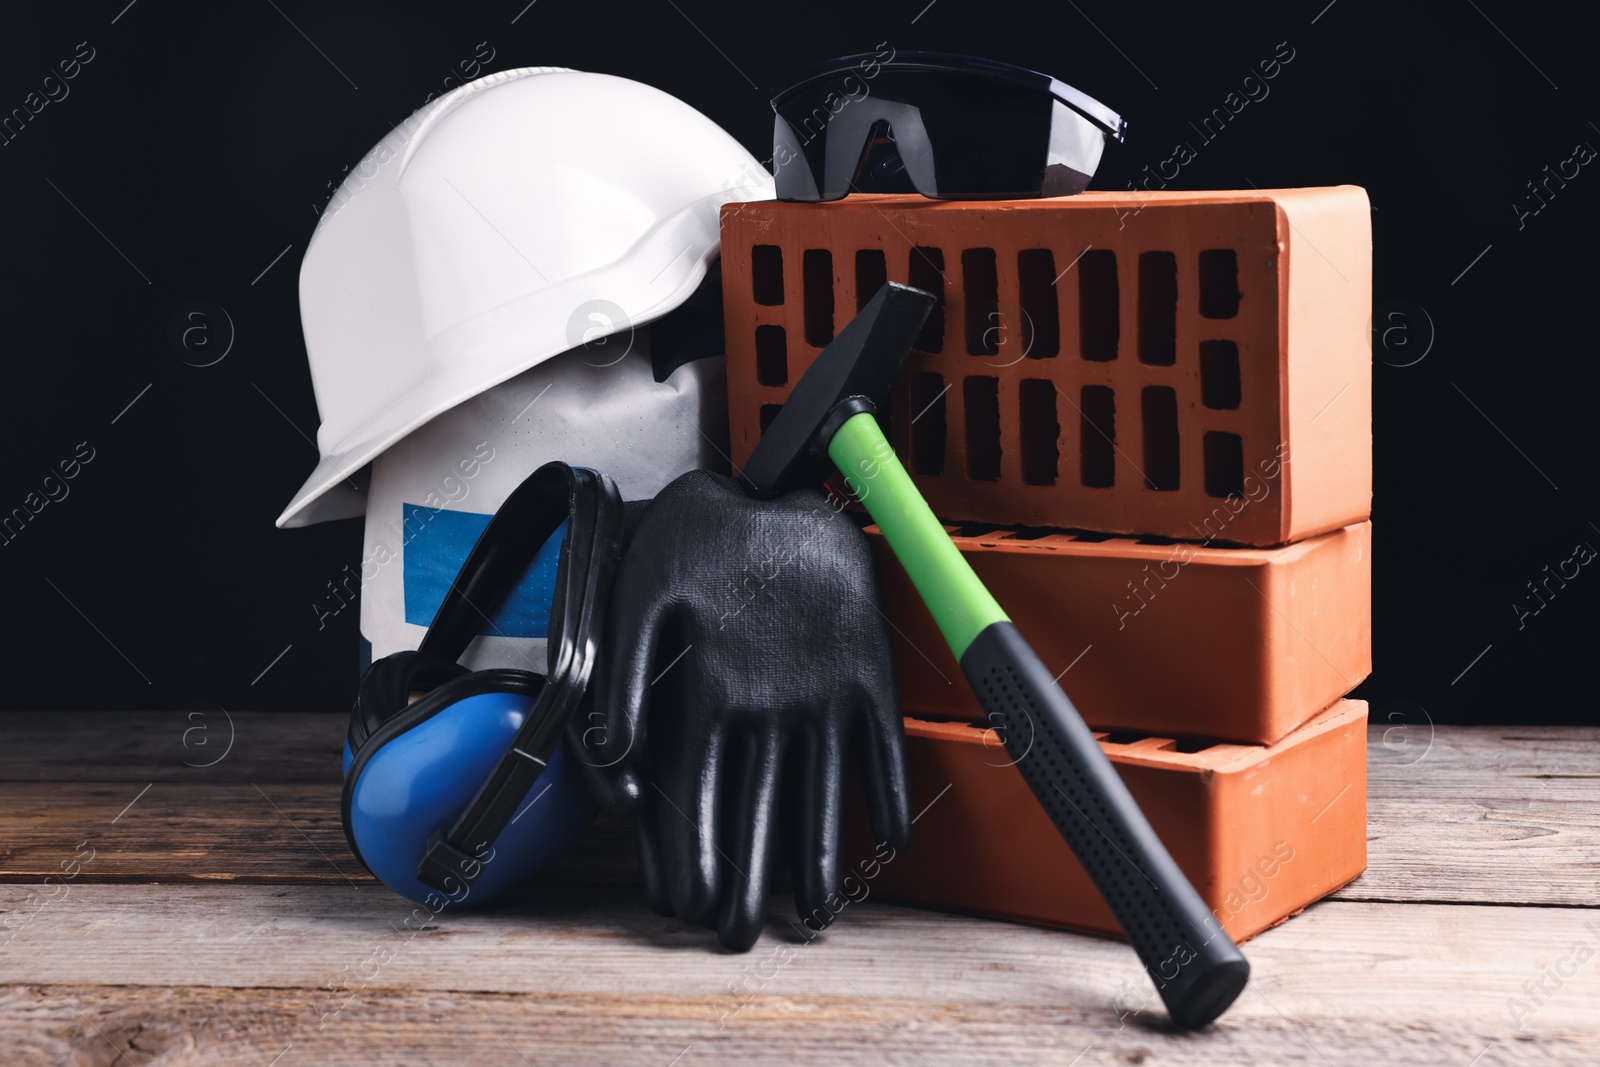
571,469,912,951
342,462,623,907
277,66,774,528
771,50,1125,201
354,337,727,673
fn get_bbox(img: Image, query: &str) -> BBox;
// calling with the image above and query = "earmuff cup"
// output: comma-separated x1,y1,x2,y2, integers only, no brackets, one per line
347,651,472,754
341,461,623,908
342,668,596,907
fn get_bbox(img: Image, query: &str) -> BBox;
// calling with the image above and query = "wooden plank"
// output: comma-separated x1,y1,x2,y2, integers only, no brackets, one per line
2,885,1597,1065
0,711,638,886
0,710,343,784
1364,724,1600,803
0,780,370,885
2,716,1596,906
12,983,1585,1067
0,781,643,887
1338,724,1600,906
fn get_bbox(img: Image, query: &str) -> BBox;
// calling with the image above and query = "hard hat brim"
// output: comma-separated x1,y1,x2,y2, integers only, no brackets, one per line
276,225,725,528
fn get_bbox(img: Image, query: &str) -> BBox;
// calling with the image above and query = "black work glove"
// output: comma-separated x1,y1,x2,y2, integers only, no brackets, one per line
569,469,911,951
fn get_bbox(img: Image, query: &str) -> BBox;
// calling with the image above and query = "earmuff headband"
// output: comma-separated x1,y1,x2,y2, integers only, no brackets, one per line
418,462,577,666
414,462,624,895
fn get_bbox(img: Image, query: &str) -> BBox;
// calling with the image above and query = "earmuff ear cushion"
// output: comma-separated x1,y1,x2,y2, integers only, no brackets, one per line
349,650,473,755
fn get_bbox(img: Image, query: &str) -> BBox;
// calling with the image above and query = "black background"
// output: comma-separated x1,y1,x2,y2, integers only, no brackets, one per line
1,1,1593,725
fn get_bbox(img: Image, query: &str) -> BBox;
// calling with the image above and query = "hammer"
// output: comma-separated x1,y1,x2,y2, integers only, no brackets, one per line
739,281,1249,1029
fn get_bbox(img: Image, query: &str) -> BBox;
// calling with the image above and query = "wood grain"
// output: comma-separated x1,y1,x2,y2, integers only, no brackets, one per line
3,886,1597,1066
10,982,1590,1067
0,711,638,886
3,716,1595,906
1,715,1597,1064
0,785,646,888
0,709,342,784
1336,725,1600,906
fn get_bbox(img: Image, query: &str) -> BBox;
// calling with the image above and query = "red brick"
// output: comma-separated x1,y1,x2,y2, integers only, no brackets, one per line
721,188,1372,546
843,699,1368,944
870,520,1371,745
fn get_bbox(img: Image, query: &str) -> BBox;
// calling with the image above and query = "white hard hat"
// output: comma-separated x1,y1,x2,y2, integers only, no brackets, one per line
277,67,774,528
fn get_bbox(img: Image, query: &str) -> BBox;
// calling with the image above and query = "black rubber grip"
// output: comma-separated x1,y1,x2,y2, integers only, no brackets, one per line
960,621,1250,1029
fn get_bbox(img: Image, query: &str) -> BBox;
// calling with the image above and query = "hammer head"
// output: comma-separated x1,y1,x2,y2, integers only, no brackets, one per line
737,281,935,498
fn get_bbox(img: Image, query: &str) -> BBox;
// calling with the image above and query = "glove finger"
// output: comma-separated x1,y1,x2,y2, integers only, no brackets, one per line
567,711,645,811
788,725,843,935
635,792,675,917
655,719,725,926
716,727,785,952
856,694,913,855
581,567,674,785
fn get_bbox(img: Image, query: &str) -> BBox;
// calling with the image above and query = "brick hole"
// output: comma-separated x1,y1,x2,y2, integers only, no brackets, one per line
1006,525,1054,541
1203,431,1245,498
751,245,783,306
963,376,1002,481
1079,385,1115,488
1172,737,1216,754
758,403,783,435
754,325,787,386
953,522,1000,537
909,372,947,476
1199,249,1240,318
1071,530,1115,542
855,248,888,312
802,249,834,347
1199,340,1242,409
1140,386,1180,491
1103,731,1145,745
1017,248,1060,359
962,248,1000,355
1138,251,1177,365
1018,379,1059,486
909,246,945,352
1136,535,1177,545
1078,250,1118,361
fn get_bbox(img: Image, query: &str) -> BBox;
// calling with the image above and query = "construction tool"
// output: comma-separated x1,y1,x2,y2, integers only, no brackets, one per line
739,281,1249,1029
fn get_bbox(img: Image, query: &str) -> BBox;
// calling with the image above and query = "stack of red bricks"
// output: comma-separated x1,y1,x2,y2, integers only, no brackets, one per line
719,188,1372,942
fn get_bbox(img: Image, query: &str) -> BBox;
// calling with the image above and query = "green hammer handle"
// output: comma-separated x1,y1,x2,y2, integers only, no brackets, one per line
829,412,1007,658
828,410,1249,1030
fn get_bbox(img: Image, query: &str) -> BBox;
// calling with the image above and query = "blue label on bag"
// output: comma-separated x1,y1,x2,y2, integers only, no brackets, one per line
401,503,565,638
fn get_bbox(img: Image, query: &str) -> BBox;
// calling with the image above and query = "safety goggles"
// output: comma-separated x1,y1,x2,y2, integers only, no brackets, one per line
771,51,1126,202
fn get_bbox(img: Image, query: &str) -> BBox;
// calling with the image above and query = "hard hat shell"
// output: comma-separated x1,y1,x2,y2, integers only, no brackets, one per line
277,67,774,528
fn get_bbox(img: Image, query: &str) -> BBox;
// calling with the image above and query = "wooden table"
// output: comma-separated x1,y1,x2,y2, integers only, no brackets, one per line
1,712,1595,1065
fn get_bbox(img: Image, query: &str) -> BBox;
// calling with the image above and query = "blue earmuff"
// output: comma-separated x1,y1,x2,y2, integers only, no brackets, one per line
341,461,624,907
